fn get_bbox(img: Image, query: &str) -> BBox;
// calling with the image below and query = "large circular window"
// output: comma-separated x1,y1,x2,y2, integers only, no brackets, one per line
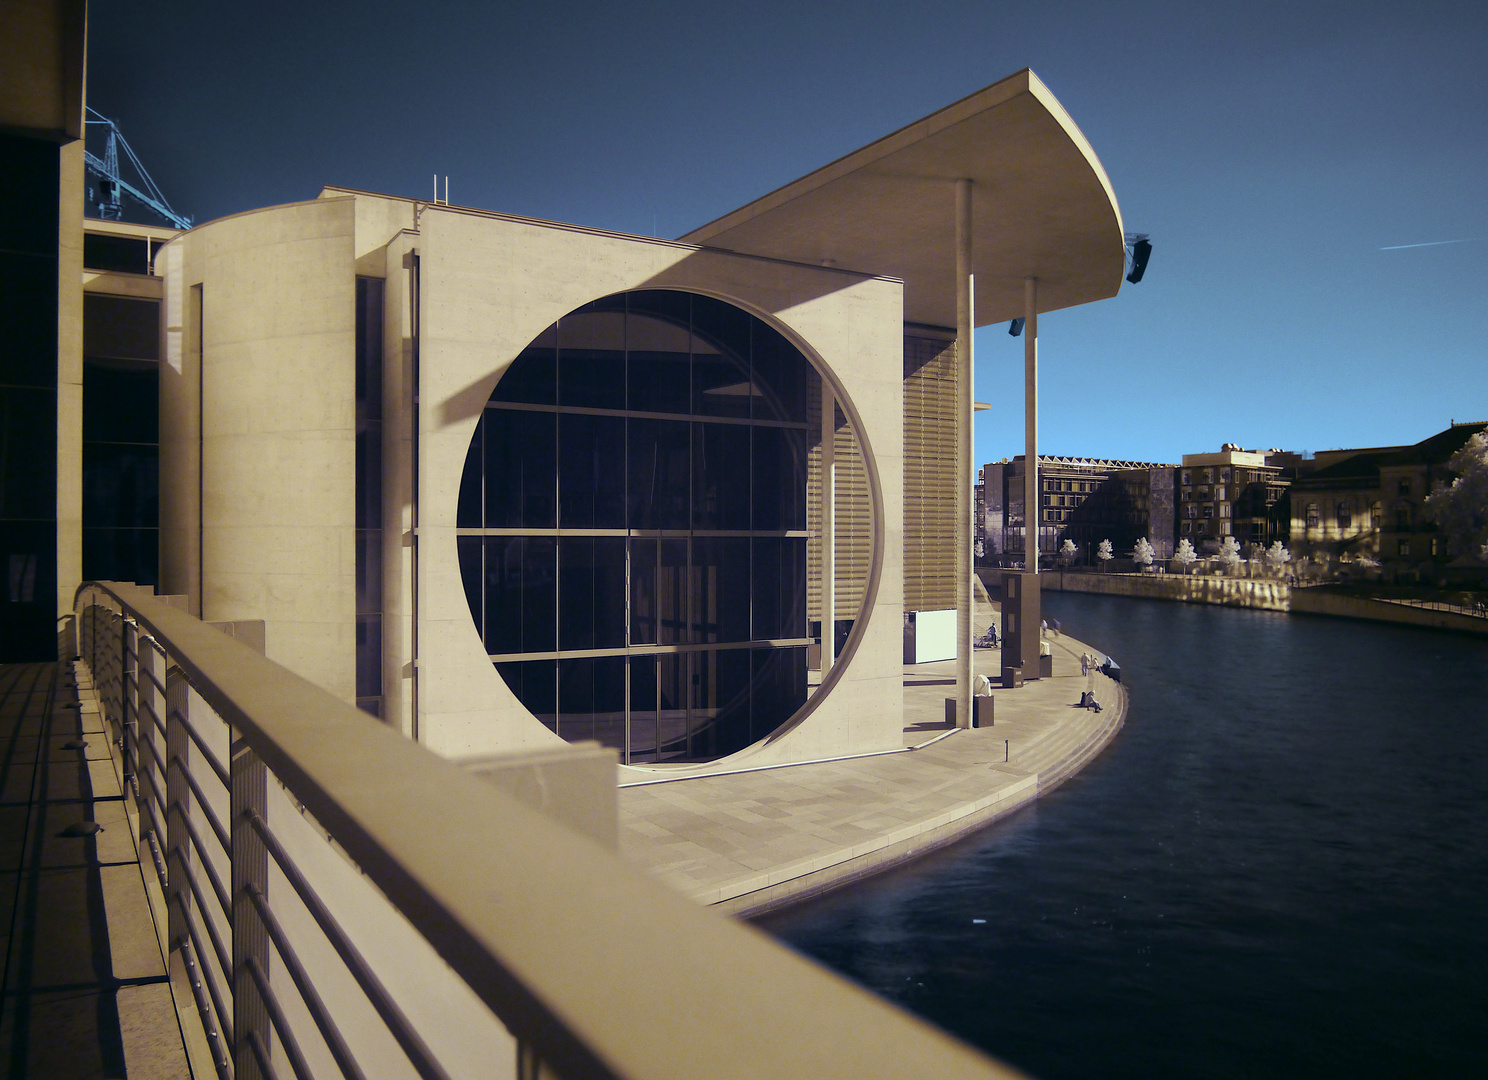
456,291,815,763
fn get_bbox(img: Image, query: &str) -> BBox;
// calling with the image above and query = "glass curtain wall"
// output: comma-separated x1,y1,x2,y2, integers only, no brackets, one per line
456,291,811,763
355,277,384,716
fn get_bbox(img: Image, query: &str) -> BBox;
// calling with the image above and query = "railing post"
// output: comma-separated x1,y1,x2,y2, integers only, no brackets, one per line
122,617,139,786
165,668,191,956
233,735,270,1079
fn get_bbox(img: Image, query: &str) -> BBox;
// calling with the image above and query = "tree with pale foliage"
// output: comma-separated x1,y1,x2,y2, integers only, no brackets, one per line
1264,540,1291,573
1218,535,1242,573
1096,538,1114,571
1058,538,1078,566
1424,432,1488,561
1173,538,1197,574
1132,537,1156,569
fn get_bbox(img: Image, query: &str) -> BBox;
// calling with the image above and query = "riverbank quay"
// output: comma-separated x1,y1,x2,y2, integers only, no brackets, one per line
1035,569,1488,636
616,630,1126,917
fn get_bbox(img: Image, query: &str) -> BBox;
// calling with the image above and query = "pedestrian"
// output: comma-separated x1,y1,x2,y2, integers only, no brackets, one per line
1051,617,1062,637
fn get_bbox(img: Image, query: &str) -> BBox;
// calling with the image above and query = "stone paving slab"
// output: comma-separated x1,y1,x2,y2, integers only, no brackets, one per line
618,622,1125,914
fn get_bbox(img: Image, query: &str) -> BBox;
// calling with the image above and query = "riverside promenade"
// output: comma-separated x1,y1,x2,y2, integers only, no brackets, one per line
618,611,1126,916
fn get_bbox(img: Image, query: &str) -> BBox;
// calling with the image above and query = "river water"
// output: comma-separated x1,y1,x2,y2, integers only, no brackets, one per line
758,595,1488,1079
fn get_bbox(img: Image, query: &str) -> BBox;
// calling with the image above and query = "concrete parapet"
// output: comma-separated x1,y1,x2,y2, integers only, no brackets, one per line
1290,589,1488,635
1039,569,1290,611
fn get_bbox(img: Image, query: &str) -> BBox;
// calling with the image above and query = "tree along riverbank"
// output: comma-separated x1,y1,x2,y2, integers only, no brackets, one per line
1004,569,1488,636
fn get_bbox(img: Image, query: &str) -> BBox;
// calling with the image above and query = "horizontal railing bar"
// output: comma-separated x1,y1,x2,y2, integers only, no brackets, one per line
179,934,233,1080
77,581,1023,1080
244,954,315,1080
168,797,231,919
139,695,167,740
246,809,453,1080
173,896,235,1049
246,883,368,1080
168,702,231,789
171,850,233,980
172,750,231,855
246,1029,282,1080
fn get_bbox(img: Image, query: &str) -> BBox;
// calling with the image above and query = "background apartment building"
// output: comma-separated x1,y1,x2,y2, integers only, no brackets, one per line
1179,444,1290,548
990,455,1176,564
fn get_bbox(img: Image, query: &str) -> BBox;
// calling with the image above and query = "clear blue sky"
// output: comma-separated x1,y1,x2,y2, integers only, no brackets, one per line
87,0,1487,469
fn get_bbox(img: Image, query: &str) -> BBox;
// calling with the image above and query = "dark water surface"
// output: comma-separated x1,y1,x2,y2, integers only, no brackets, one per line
758,596,1488,1079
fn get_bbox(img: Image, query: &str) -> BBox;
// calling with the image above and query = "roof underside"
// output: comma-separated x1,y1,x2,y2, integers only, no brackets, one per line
682,69,1126,328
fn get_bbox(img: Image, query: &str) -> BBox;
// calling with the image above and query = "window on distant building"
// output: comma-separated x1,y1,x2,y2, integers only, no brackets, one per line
1181,522,1191,534
1220,467,1230,482
1305,503,1320,530
1398,539,1411,557
1182,470,1191,485
1336,503,1351,531
1370,501,1382,529
1202,505,1214,519
1396,508,1412,530
1396,479,1410,495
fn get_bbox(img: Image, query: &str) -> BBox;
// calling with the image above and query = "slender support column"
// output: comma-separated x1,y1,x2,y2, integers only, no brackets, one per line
1023,277,1038,576
955,179,974,728
820,381,836,674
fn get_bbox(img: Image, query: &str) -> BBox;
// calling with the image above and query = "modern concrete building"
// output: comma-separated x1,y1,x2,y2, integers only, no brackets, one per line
13,25,1131,772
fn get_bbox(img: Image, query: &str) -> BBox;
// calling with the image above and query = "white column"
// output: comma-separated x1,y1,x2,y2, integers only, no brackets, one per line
820,381,835,674
1024,277,1038,577
955,179,974,728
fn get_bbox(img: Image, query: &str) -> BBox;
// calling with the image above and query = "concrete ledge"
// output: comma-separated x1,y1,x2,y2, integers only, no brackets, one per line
1039,569,1289,610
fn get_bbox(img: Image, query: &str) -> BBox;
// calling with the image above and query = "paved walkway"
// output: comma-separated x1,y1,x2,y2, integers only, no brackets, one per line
618,612,1126,916
0,661,189,1079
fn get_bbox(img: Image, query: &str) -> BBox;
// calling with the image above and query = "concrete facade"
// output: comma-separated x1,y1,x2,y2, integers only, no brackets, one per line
158,190,908,769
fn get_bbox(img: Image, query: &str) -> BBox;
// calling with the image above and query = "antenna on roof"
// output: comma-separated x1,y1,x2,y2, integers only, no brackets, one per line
83,107,191,229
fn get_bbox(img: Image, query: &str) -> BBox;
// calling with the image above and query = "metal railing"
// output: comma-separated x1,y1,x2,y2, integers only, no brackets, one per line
77,582,1024,1080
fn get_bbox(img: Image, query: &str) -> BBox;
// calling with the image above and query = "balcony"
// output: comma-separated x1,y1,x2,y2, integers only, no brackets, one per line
0,582,1023,1079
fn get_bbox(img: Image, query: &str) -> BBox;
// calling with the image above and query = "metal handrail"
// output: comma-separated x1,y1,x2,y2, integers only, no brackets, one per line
76,580,1025,1080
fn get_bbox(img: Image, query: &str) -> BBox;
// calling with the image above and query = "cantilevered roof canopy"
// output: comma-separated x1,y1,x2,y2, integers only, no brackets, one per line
682,69,1125,329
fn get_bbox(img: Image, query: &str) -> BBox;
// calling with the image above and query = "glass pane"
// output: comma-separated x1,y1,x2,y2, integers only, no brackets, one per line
483,409,556,529
781,537,806,638
751,426,806,530
629,538,658,646
628,655,658,763
483,537,522,655
751,537,783,640
521,537,557,653
355,528,382,615
355,614,382,698
558,538,595,652
657,653,690,761
594,538,627,650
658,539,688,645
692,422,750,530
691,537,749,644
627,418,690,529
690,336,752,419
558,310,625,409
751,321,807,423
457,536,482,641
626,307,691,415
692,648,752,759
557,657,595,743
592,656,626,752
751,646,806,742
492,323,556,404
558,413,625,528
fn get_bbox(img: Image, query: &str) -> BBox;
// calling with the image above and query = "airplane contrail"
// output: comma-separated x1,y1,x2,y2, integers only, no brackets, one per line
1378,238,1476,250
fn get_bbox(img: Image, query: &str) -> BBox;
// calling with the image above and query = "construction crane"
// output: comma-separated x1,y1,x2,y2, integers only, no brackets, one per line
83,106,192,229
